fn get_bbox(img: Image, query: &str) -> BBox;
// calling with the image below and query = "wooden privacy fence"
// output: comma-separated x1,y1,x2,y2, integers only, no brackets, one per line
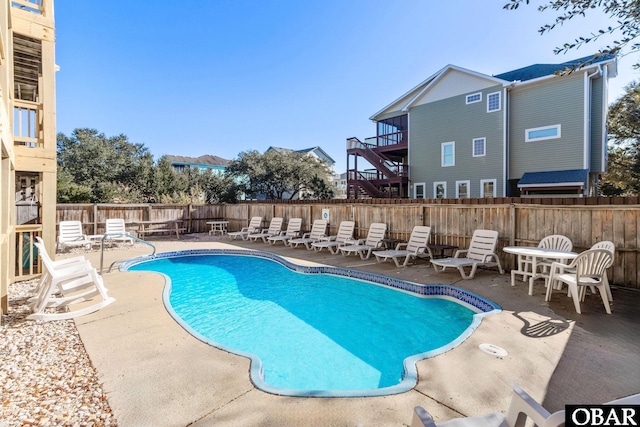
57,202,640,289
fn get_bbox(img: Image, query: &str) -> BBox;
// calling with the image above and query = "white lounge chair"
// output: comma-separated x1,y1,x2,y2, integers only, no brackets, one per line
411,384,640,427
373,226,433,267
288,219,328,250
57,220,92,252
28,241,115,321
268,218,302,246
546,248,613,314
338,223,387,260
228,216,263,240
431,229,504,279
104,218,134,246
248,217,283,243
311,221,355,254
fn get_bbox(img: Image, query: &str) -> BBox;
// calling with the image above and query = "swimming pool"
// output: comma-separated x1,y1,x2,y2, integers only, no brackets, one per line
122,249,500,397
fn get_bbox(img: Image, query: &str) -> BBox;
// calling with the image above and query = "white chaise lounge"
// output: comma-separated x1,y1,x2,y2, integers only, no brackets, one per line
288,219,328,250
430,229,504,279
373,225,433,267
267,218,302,246
228,216,263,240
338,222,387,260
311,221,355,254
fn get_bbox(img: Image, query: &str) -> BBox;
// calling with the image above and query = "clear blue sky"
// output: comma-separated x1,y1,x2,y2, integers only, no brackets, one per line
54,1,638,173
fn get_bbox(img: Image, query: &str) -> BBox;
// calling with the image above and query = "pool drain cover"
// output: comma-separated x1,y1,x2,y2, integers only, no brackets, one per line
479,343,508,358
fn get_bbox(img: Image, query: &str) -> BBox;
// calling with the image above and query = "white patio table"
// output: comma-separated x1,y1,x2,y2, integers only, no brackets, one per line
503,246,578,296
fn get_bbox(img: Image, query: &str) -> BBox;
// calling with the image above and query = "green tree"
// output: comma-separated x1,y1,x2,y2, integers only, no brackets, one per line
303,175,335,200
56,168,93,203
601,81,640,195
504,0,640,69
57,129,154,203
226,150,333,200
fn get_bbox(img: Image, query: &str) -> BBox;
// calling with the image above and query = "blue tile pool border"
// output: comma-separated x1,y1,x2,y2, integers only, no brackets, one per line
120,249,502,398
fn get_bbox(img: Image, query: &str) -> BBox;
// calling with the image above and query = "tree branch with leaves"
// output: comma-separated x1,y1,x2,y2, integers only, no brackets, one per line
504,0,640,68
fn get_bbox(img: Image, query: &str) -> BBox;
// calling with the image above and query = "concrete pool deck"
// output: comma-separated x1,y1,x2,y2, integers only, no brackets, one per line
66,235,640,426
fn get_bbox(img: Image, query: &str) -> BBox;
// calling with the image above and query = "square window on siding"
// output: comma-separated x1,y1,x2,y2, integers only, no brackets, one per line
434,182,447,198
472,138,486,157
466,93,482,104
414,182,426,199
456,180,470,198
487,92,501,112
441,142,455,167
480,179,496,198
525,124,561,142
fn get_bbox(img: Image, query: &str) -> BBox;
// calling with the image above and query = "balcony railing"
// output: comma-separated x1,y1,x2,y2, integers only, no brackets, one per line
14,224,42,280
11,0,46,15
13,100,42,147
377,131,407,147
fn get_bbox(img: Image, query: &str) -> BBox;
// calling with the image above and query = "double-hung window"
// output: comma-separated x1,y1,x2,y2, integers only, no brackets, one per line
456,180,470,198
414,183,426,199
472,137,486,157
480,179,496,198
441,142,455,167
434,182,446,199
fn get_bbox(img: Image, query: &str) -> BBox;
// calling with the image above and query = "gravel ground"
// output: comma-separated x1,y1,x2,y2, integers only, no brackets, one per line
1,279,117,426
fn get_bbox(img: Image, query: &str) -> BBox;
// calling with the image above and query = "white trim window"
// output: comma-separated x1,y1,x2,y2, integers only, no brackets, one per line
414,182,426,199
480,179,496,198
525,124,561,142
472,137,486,157
456,180,470,198
466,92,482,104
487,91,501,112
434,182,447,199
441,141,455,167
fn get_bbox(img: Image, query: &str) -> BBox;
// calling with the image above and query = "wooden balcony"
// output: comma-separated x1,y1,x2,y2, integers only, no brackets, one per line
13,99,43,147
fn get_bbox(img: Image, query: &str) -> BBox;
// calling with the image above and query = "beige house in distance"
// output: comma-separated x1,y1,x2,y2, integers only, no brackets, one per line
0,0,57,314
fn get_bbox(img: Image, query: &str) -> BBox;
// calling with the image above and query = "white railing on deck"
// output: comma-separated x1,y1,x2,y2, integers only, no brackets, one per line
13,100,41,147
15,224,42,280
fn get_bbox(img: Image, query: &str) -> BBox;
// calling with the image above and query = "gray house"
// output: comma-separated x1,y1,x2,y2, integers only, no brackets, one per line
347,54,617,198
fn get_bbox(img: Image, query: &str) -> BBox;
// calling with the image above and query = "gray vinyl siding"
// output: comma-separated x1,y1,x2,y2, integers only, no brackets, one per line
409,86,504,198
590,76,605,172
509,74,586,179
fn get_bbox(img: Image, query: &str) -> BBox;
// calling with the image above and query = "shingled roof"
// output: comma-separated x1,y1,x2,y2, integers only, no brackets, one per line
164,154,230,166
495,54,615,83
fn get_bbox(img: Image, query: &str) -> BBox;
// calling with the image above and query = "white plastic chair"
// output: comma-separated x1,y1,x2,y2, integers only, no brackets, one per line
431,230,504,279
311,221,355,254
267,218,302,246
373,226,433,267
228,216,263,240
338,223,387,260
29,241,115,321
105,218,134,246
546,248,613,314
288,219,328,250
411,384,639,427
248,217,283,243
57,220,92,252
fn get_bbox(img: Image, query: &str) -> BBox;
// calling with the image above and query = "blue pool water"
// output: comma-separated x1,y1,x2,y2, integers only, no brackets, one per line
125,250,499,397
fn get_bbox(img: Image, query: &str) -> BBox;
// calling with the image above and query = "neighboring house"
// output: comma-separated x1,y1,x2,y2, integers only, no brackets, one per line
332,172,348,199
266,146,336,171
165,154,230,174
262,146,336,200
347,54,617,199
1,1,57,314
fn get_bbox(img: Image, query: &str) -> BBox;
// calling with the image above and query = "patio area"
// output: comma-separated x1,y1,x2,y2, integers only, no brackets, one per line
28,234,640,426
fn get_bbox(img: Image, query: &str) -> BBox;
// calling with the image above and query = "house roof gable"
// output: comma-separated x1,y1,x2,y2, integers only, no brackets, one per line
165,154,230,167
370,65,506,121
